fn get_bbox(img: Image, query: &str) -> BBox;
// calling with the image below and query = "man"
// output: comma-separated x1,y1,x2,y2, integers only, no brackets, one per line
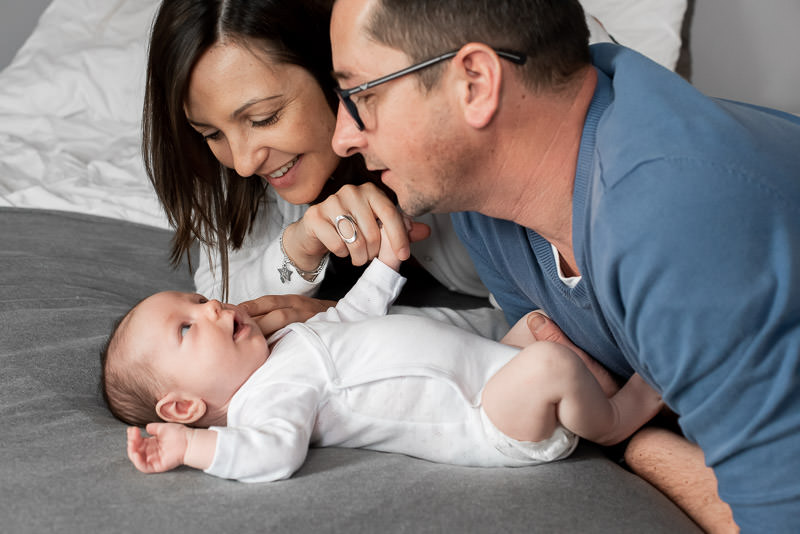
328,0,800,532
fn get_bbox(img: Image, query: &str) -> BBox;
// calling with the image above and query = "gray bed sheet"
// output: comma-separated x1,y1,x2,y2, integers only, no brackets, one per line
0,207,701,533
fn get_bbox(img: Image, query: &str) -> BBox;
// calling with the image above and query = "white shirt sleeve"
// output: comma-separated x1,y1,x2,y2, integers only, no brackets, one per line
193,189,325,303
206,378,320,483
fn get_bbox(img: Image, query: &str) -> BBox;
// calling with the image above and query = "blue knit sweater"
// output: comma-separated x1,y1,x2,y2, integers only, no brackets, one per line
453,43,800,530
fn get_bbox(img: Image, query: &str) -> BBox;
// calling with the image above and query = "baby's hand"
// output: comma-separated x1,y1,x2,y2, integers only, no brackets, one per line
377,221,404,272
126,423,191,474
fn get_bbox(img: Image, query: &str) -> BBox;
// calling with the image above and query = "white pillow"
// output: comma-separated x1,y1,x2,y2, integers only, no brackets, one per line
581,0,689,70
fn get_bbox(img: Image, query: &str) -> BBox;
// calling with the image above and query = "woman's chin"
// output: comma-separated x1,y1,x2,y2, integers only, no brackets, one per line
271,182,322,206
267,157,335,205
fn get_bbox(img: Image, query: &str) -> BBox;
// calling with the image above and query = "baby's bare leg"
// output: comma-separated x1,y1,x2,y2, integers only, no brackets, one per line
482,341,619,443
482,342,661,445
500,311,540,347
502,311,620,397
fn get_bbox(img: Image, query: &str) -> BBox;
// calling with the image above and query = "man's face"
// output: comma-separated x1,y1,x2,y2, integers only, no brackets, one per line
330,0,474,216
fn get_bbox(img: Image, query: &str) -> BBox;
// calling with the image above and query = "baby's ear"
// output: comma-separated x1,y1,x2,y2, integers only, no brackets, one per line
155,392,207,424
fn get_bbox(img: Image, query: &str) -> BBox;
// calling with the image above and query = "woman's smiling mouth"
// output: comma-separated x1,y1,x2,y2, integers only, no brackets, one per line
267,155,299,178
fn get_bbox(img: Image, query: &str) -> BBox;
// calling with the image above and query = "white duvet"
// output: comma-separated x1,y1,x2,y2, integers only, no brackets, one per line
0,0,167,228
0,0,686,230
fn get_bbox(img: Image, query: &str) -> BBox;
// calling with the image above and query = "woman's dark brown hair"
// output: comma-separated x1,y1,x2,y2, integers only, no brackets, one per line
143,0,368,300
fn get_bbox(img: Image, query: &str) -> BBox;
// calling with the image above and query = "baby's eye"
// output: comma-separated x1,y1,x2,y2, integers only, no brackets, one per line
180,324,192,338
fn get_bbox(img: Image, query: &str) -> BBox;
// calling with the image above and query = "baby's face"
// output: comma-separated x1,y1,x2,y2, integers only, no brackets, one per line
128,291,269,408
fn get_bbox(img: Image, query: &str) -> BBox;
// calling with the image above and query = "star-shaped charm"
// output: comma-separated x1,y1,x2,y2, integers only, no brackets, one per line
278,264,293,283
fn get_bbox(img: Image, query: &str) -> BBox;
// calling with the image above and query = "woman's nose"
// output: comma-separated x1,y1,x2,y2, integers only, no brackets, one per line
230,136,269,178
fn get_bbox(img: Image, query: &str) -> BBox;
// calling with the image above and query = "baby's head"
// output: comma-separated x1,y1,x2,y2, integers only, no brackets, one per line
101,291,269,427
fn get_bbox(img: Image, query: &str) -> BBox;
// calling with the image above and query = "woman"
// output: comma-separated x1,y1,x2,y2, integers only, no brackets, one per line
143,0,505,337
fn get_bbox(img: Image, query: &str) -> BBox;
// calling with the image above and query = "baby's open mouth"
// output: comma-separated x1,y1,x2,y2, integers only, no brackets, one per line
232,315,245,340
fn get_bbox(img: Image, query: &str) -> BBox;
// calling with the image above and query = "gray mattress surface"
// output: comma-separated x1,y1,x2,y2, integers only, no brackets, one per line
0,207,701,533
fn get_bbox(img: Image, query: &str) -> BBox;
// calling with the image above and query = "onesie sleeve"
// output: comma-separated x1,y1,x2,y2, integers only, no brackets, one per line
308,259,406,323
194,190,325,303
205,380,319,483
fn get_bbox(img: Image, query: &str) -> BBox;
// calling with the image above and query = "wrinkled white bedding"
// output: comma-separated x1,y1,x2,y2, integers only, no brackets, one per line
0,0,686,230
0,0,166,227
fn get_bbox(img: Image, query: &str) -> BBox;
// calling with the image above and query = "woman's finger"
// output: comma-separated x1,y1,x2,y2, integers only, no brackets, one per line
239,294,336,335
239,294,292,317
320,185,381,265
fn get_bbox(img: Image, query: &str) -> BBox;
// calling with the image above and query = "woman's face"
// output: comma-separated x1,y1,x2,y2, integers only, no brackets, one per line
185,42,340,205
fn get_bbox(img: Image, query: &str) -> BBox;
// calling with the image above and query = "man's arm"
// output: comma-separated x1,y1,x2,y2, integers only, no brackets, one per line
625,427,738,534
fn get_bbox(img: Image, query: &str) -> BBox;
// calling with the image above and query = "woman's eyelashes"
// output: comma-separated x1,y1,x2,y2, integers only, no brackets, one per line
251,111,280,128
199,112,280,143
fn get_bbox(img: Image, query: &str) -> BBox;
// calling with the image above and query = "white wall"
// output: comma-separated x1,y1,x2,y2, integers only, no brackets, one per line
0,0,53,70
688,0,800,114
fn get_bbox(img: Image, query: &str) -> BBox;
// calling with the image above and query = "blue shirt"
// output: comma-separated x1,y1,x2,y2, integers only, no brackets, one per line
453,43,800,531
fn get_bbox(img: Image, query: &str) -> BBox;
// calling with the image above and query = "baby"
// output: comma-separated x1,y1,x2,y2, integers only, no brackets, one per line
102,230,662,483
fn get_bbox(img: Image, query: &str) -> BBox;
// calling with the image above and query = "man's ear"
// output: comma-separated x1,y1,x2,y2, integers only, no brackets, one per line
156,392,207,424
452,43,503,129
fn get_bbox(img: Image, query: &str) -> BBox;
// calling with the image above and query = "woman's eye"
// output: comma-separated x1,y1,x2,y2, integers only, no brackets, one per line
202,131,221,142
180,324,192,338
251,113,279,128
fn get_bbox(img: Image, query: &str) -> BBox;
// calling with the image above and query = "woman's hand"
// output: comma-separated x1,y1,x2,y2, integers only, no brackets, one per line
283,183,430,270
240,294,337,336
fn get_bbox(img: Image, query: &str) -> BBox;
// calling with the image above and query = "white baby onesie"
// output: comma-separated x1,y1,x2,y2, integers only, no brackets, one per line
207,261,577,482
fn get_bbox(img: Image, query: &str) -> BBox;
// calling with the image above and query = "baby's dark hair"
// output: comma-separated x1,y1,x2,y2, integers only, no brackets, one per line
100,302,166,426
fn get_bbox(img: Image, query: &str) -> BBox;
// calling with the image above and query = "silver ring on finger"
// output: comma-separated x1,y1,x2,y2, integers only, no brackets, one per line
334,214,358,244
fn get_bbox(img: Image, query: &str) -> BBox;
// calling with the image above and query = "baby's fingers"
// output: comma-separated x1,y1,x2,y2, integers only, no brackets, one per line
126,427,151,472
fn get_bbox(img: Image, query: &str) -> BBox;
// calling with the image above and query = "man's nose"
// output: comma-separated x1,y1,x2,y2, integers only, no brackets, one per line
331,102,367,158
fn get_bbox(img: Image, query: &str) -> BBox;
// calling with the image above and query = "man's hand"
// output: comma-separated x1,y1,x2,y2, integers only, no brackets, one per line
526,311,620,397
239,294,337,335
127,423,191,474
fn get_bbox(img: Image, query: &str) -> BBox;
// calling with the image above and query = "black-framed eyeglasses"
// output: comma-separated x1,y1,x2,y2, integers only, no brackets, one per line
334,47,527,131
